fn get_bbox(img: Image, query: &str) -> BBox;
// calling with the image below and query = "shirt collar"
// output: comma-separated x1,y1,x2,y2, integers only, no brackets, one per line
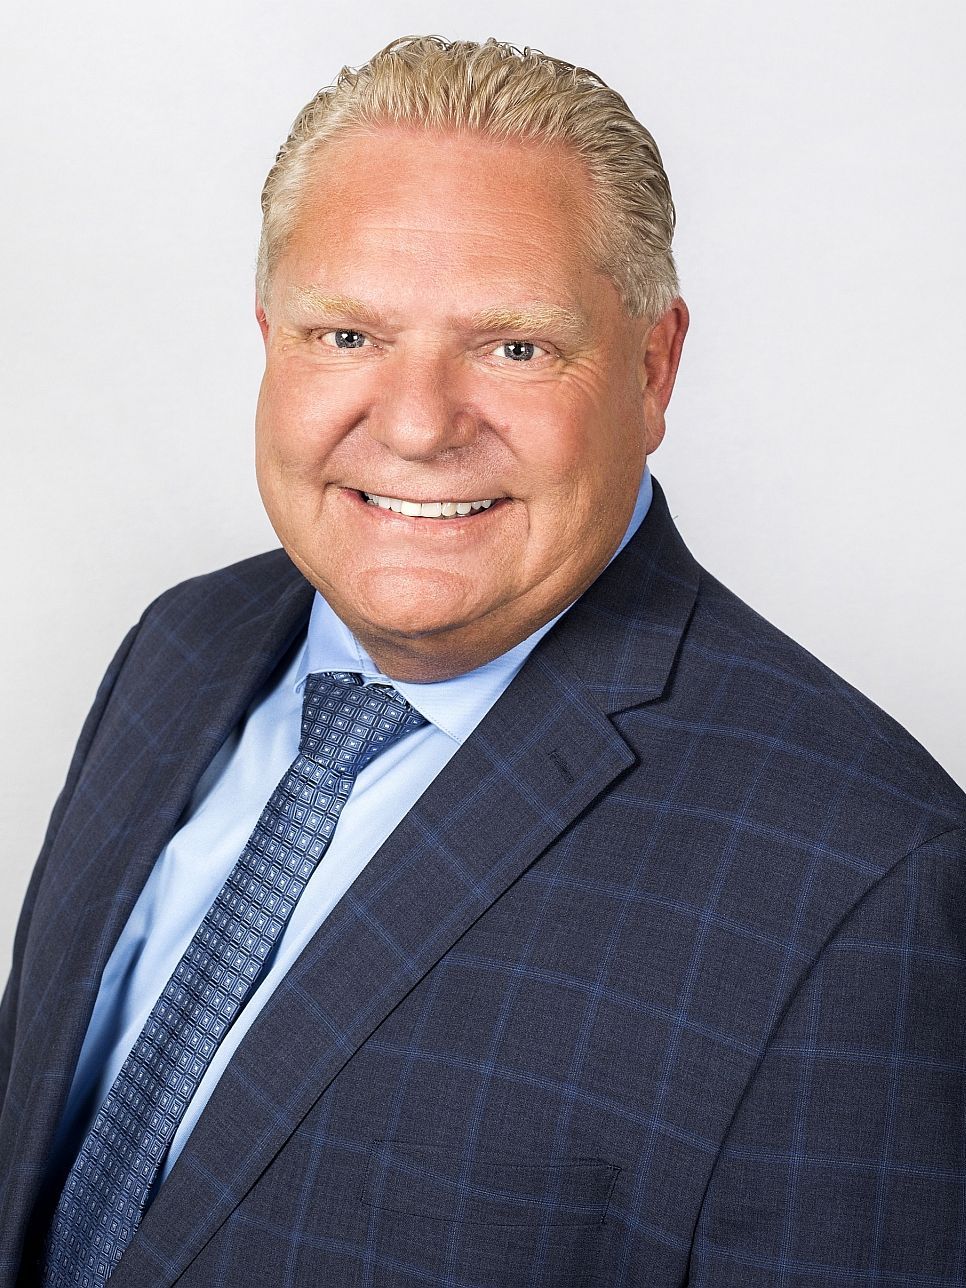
295,465,653,744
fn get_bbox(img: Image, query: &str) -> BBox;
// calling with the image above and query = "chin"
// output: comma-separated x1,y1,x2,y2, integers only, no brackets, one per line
353,599,472,644
345,567,482,634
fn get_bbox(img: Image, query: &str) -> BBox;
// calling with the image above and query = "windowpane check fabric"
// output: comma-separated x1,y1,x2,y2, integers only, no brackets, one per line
40,671,427,1288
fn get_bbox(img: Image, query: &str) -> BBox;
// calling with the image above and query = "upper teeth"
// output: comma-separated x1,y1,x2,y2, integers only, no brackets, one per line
364,494,495,517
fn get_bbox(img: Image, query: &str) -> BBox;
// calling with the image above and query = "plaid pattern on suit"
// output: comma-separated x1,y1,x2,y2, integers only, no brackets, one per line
1,476,964,1287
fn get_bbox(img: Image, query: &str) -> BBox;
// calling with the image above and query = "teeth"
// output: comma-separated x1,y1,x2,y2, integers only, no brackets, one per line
363,493,497,518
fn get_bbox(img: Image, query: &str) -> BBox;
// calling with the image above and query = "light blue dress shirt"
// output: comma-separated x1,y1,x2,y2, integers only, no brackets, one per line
51,467,653,1188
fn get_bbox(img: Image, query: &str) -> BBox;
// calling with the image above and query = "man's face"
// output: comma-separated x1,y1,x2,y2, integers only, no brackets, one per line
255,126,686,680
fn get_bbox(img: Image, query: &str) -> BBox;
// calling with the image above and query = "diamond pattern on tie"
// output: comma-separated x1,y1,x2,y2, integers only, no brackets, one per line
41,671,427,1288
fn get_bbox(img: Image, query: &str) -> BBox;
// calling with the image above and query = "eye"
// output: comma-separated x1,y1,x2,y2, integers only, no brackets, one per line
494,340,544,362
320,329,369,349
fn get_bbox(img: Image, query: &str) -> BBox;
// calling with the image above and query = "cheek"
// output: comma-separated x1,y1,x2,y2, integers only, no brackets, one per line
519,362,638,475
517,386,646,546
509,402,623,500
497,392,592,490
256,366,349,474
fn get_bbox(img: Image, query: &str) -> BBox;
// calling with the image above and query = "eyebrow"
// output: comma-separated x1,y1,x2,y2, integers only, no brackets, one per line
290,290,383,327
469,304,589,345
288,288,590,346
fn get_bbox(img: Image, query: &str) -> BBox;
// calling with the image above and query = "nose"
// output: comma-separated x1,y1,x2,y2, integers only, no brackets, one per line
365,347,478,461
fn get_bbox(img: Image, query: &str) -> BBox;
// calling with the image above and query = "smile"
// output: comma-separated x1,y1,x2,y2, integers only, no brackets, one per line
362,493,496,518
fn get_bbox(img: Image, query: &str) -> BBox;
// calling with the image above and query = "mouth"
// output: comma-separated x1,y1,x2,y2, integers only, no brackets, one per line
356,490,502,520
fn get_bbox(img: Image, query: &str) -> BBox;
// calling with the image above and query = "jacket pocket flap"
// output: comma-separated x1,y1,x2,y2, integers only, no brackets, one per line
360,1138,619,1227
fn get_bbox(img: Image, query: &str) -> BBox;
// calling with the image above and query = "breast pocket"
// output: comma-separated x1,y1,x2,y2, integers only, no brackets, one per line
356,1137,619,1287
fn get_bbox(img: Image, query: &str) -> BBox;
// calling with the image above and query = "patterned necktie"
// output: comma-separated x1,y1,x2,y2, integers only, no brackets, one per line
41,671,427,1288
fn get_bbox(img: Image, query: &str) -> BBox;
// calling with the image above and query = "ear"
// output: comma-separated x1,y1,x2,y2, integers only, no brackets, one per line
255,292,270,350
640,298,689,454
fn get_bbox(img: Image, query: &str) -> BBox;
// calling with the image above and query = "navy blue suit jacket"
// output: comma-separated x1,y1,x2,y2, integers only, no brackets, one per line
2,477,965,1286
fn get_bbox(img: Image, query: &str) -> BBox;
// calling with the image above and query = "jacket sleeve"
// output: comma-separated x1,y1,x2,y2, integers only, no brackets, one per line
0,618,143,1109
688,823,966,1286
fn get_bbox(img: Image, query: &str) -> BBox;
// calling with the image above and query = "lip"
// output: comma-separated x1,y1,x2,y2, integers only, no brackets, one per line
341,487,509,528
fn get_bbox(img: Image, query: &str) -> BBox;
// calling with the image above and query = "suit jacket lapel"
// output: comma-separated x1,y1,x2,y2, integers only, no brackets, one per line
558,476,703,715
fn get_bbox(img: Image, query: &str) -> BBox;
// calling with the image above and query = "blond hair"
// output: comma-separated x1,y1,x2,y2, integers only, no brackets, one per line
257,35,679,322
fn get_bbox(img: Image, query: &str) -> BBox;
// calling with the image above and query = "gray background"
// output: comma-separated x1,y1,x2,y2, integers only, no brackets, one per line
2,0,963,967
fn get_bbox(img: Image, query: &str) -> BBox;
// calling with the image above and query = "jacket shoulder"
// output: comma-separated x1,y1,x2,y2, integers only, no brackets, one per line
670,566,966,845
139,548,307,632
149,548,303,611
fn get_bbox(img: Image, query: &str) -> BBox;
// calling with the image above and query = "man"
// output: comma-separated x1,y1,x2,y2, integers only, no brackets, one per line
1,32,964,1288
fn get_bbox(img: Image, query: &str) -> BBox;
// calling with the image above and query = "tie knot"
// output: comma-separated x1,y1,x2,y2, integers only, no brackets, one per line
299,670,427,778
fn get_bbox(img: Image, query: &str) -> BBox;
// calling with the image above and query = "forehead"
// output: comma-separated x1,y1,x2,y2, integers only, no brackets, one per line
312,122,589,199
276,125,616,321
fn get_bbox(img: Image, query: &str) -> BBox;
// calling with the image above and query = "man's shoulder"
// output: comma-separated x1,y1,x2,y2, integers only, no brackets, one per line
142,548,309,629
672,565,966,840
111,548,315,681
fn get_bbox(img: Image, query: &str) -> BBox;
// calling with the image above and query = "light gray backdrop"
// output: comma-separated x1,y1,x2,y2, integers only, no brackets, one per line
2,0,964,967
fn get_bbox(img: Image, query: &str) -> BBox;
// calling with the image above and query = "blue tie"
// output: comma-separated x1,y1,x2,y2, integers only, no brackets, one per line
41,671,427,1288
